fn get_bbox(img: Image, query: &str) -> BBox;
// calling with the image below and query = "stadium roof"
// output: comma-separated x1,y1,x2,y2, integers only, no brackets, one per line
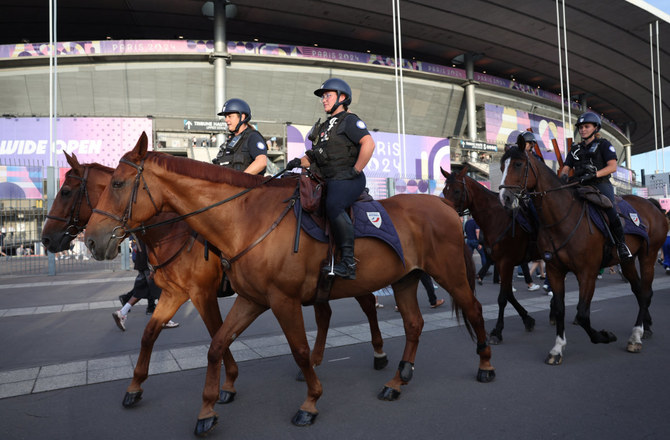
2,0,669,154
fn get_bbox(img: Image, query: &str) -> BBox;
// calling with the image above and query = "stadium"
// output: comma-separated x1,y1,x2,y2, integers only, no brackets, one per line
0,0,668,267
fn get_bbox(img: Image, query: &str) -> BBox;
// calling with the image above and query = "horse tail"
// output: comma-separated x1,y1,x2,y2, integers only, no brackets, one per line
451,238,476,340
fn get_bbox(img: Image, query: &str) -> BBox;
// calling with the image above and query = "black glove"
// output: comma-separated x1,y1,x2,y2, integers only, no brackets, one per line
211,157,221,165
579,172,596,184
582,164,597,175
559,174,570,184
286,158,302,169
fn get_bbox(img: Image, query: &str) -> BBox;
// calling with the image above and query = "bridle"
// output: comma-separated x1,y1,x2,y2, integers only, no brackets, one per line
45,166,94,237
92,158,161,240
445,176,470,216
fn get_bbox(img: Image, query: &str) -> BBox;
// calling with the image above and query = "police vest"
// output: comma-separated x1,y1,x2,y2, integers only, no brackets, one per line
310,113,360,179
571,140,609,182
220,128,255,172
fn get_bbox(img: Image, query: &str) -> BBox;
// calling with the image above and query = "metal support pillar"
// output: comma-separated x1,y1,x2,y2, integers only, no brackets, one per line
213,0,229,148
463,53,478,141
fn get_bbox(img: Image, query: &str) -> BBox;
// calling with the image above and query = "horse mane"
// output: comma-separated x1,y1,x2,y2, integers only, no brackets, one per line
141,151,296,189
66,162,114,178
646,197,665,214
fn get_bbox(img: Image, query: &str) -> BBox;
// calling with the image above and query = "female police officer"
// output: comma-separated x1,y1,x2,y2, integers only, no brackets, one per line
286,78,375,279
212,98,268,175
559,112,632,260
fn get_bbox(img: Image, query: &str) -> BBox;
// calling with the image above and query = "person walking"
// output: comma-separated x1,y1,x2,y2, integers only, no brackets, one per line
285,77,375,280
113,238,178,331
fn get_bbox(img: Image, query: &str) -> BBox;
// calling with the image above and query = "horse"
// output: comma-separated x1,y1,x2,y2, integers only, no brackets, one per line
84,132,495,436
441,166,537,344
41,152,388,408
499,146,667,365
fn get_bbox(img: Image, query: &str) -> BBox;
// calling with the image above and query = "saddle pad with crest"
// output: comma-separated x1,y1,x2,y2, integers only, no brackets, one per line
293,199,405,265
588,198,648,242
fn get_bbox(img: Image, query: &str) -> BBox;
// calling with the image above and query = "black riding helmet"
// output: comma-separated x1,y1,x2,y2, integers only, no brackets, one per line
575,112,601,132
314,78,352,114
516,131,537,149
218,98,251,133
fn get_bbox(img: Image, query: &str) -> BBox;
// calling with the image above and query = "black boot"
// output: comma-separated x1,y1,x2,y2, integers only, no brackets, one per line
611,218,632,261
330,212,356,280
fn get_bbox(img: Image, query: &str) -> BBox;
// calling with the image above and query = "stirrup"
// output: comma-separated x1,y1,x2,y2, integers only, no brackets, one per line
333,261,356,280
617,243,632,261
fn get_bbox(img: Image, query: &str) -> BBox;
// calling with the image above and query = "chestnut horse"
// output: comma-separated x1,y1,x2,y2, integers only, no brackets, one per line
84,133,494,436
41,152,388,408
499,146,667,365
442,166,537,343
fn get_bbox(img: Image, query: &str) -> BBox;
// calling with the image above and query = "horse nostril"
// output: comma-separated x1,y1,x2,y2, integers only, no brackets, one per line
86,239,95,253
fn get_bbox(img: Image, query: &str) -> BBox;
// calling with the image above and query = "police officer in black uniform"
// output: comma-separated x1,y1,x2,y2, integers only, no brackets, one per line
559,112,632,260
212,98,268,175
286,78,375,279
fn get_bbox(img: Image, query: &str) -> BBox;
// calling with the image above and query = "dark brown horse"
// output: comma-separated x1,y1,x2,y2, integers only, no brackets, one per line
41,152,387,408
84,132,494,436
442,166,537,343
499,146,667,365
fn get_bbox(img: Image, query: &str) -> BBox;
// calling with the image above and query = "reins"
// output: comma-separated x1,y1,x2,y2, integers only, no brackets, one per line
93,155,294,268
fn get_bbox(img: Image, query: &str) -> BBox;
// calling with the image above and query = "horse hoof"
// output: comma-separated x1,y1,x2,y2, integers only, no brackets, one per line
545,353,563,365
488,333,502,345
600,330,617,343
122,390,142,407
374,355,389,370
477,369,496,383
377,386,401,401
523,316,536,332
643,329,653,339
398,361,414,382
295,370,305,382
217,390,236,404
626,342,642,353
194,415,218,437
291,409,318,426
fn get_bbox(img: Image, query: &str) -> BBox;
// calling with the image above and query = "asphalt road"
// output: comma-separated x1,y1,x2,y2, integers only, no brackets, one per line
1,264,669,440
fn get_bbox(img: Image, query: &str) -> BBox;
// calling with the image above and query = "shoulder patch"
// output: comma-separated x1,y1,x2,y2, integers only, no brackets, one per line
256,141,266,150
356,120,367,130
609,145,615,152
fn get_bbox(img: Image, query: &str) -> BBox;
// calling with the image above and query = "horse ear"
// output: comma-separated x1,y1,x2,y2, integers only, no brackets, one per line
64,151,84,176
129,132,149,161
459,165,469,177
440,167,450,179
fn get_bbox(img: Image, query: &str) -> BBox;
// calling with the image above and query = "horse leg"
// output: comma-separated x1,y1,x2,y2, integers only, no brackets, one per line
354,293,388,370
195,295,267,437
269,295,323,426
545,267,567,365
489,261,535,344
299,302,332,382
622,252,654,352
188,284,238,404
573,272,617,345
378,273,422,401
123,287,187,407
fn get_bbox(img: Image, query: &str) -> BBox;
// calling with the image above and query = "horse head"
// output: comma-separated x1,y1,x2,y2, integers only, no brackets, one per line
85,132,162,260
441,166,470,214
41,152,113,253
498,145,538,211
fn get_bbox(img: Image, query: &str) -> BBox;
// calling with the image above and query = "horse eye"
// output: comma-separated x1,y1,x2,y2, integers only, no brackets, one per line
111,180,124,189
60,188,71,197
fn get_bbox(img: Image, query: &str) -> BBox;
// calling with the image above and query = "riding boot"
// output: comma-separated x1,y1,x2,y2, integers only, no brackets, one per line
330,211,356,280
610,217,632,261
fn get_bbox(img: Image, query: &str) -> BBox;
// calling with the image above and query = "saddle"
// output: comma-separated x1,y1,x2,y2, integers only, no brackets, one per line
575,185,613,209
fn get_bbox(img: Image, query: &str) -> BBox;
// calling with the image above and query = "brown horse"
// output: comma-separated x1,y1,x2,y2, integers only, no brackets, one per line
41,152,388,409
84,132,494,436
442,166,537,344
499,146,667,365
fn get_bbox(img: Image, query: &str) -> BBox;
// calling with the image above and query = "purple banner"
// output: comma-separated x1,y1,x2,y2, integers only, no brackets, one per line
287,124,450,184
0,117,153,167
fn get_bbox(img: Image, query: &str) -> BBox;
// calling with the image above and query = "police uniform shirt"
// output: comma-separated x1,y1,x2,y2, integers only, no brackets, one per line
564,138,617,170
338,113,371,145
244,130,268,160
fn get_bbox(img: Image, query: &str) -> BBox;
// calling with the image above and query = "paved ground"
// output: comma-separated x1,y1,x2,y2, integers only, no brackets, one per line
1,262,669,439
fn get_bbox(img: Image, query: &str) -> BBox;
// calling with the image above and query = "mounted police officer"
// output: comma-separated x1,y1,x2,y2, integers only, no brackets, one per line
559,112,632,260
212,98,268,175
286,78,375,279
